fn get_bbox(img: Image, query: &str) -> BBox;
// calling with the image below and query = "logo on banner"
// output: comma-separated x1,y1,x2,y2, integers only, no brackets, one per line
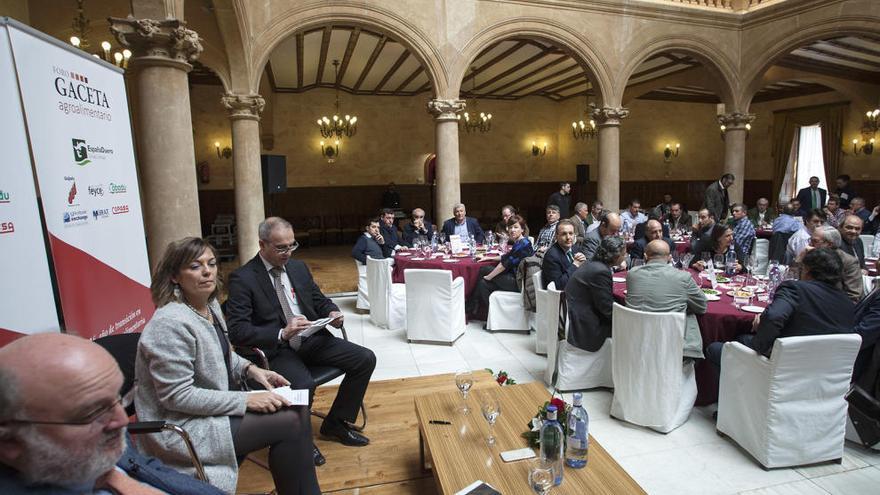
63,210,88,226
108,182,127,194
92,208,109,220
0,190,10,204
67,180,78,206
112,205,129,215
0,221,13,234
70,138,114,165
88,184,104,197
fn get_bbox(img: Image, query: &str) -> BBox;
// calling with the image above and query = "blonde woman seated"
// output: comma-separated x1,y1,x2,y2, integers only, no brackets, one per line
135,237,320,495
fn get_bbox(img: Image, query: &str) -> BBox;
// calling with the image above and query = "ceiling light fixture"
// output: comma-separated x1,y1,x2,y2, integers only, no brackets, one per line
458,66,492,134
316,60,358,139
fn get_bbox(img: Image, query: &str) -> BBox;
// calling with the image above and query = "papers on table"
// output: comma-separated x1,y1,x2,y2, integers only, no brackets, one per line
455,480,501,495
706,260,718,289
248,386,309,405
449,234,465,254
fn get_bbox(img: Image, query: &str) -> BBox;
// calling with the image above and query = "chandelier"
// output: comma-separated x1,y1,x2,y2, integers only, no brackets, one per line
458,67,492,133
316,59,358,139
571,95,597,140
68,0,131,68
863,108,879,135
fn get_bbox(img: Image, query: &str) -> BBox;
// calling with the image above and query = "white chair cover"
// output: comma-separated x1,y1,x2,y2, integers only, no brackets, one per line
610,303,695,433
754,238,770,275
404,269,465,344
860,234,874,257
533,271,551,355
366,257,406,330
355,261,369,310
717,334,862,468
486,274,533,332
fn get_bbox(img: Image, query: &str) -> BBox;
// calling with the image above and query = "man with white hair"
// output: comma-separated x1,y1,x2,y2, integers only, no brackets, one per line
440,203,485,244
806,225,863,302
0,333,223,494
402,207,434,247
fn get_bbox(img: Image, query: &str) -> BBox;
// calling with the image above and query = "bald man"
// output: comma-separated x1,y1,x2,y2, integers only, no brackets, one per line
0,333,223,494
625,240,708,359
582,211,622,260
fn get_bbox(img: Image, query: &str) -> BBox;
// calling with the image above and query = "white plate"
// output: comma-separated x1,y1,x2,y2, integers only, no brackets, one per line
612,277,626,283
410,257,426,261
705,294,721,301
397,252,413,256
752,274,768,281
741,305,765,314
442,259,459,263
742,286,765,293
867,257,879,262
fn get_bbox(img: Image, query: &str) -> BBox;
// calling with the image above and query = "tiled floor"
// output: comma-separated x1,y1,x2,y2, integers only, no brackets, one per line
329,294,880,495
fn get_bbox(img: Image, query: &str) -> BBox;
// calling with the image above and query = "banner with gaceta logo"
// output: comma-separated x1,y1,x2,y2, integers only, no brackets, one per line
6,19,153,340
0,21,60,345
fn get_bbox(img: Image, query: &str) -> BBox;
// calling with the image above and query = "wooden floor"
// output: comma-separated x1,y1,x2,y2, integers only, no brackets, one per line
236,372,502,495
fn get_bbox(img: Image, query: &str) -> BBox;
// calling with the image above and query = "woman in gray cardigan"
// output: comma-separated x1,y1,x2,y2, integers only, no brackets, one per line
135,237,320,495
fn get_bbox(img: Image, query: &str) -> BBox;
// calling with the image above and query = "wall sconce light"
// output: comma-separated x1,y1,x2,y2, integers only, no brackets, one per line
719,123,751,141
663,143,680,162
530,141,547,157
321,140,340,163
853,137,875,156
214,141,232,159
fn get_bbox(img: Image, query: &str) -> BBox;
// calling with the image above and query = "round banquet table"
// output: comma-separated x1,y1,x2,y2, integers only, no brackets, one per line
611,268,769,406
391,252,497,299
625,240,691,256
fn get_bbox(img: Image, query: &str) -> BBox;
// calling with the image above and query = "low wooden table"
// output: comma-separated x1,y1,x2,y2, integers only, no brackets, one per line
414,381,645,494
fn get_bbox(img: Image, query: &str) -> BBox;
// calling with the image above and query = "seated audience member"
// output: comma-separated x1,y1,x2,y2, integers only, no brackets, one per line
706,248,855,379
730,203,756,256
691,208,715,251
633,211,670,241
0,333,225,495
570,202,589,244
691,223,744,273
441,203,485,244
824,196,846,228
840,214,866,268
629,219,675,262
771,203,801,234
535,205,561,252
748,197,776,228
808,225,863,302
378,208,402,257
654,194,673,218
835,174,856,209
137,237,320,494
852,283,880,385
667,202,692,232
850,197,871,224
620,198,647,234
585,201,604,233
789,198,803,219
851,198,880,235
542,219,586,290
786,208,826,263
866,205,880,236
547,182,572,217
582,211,623,260
227,218,375,457
352,217,386,264
471,215,534,316
626,240,708,359
402,208,433,246
566,237,627,352
494,205,516,238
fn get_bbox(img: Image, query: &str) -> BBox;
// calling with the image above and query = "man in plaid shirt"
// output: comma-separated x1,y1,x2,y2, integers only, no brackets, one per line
731,203,756,256
535,205,561,252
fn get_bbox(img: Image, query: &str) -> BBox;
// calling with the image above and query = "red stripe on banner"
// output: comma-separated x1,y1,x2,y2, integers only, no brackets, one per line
0,327,27,347
48,234,154,340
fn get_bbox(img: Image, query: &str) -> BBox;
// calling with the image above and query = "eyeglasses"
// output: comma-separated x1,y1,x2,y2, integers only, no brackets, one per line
4,396,124,426
272,241,299,253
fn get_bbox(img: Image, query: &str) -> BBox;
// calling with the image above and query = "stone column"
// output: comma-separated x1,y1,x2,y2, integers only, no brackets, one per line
427,99,465,222
591,106,629,211
718,112,756,204
110,17,202,268
223,94,266,261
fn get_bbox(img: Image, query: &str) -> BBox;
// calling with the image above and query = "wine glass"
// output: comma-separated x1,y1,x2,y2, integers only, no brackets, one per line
454,370,473,414
439,233,447,244
714,254,726,271
529,459,554,495
480,392,501,446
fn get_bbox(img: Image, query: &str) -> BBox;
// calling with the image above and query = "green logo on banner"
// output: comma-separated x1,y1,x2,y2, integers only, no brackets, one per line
72,138,90,166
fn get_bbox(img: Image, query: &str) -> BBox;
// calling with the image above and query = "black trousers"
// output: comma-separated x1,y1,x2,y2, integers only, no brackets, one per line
269,328,376,426
473,266,518,314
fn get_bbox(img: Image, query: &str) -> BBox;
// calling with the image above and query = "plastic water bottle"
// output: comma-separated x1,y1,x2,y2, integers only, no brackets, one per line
564,393,589,468
430,232,438,252
540,405,565,486
725,244,737,277
767,261,781,303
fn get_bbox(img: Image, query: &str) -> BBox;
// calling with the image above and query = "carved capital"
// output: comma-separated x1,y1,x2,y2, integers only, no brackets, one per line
109,16,202,70
717,112,756,130
427,99,465,121
590,105,629,127
222,93,265,121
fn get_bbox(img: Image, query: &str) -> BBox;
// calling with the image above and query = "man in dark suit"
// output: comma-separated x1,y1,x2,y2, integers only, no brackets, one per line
582,212,622,260
566,237,627,352
795,176,827,215
228,217,376,454
840,214,866,268
441,203,485,244
0,333,225,495
402,207,433,246
541,220,586,290
569,202,589,245
352,217,386,264
378,208,402,257
666,202,692,232
853,284,880,386
703,173,734,222
835,174,856,210
747,197,776,228
629,219,675,262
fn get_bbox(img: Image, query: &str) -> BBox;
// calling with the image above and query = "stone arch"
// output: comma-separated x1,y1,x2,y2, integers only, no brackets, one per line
618,36,740,110
741,20,880,109
246,3,448,97
453,18,613,105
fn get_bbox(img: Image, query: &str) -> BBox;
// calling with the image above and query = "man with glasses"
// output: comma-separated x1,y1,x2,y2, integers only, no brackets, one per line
402,208,434,247
0,333,224,494
227,217,376,461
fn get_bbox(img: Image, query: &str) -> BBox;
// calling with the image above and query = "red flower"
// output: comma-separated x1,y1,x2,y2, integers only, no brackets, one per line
497,373,508,385
550,397,566,412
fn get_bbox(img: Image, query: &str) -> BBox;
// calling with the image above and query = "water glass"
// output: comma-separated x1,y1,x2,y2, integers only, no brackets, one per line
528,459,554,495
714,254,726,271
479,392,501,446
454,370,473,414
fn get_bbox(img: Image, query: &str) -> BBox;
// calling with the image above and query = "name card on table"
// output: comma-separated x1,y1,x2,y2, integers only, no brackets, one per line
449,234,465,254
706,259,718,289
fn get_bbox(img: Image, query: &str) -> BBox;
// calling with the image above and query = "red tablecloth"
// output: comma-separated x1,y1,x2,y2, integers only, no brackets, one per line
392,253,496,298
756,229,773,239
611,268,768,405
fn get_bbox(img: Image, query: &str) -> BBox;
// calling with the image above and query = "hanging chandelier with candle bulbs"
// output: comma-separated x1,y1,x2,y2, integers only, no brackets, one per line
571,94,597,140
316,59,358,139
458,67,493,134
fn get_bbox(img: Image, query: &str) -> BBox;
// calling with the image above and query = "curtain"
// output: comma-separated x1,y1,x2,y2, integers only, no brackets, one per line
778,130,799,204
769,102,848,203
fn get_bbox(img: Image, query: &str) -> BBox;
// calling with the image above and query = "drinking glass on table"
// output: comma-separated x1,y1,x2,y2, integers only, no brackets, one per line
479,392,502,446
714,254,726,271
454,370,473,415
529,459,554,495
439,233,447,244
701,252,711,268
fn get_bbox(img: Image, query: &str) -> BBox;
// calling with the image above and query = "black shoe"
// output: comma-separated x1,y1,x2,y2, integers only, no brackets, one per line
320,422,370,446
313,444,326,466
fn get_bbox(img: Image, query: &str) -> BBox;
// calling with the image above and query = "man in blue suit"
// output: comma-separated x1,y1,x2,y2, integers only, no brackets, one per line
0,333,224,495
441,203,485,244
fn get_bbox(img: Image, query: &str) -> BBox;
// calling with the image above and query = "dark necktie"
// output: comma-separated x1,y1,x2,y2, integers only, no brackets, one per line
270,267,301,350
566,250,574,263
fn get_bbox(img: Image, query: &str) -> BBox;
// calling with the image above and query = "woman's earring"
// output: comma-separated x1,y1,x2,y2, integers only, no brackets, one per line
173,283,181,299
